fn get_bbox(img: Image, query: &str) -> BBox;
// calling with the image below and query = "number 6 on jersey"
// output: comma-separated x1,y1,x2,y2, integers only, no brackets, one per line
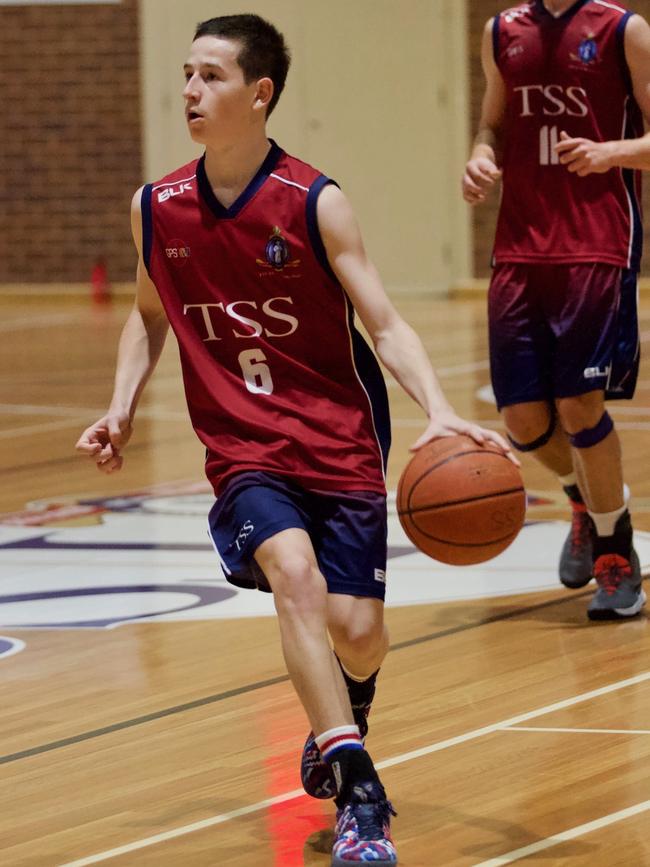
238,348,274,395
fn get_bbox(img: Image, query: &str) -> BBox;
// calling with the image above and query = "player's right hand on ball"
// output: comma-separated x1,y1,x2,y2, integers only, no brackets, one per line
75,412,132,473
462,157,502,204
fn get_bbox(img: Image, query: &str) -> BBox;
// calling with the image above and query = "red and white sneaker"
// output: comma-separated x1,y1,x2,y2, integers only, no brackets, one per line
331,781,397,866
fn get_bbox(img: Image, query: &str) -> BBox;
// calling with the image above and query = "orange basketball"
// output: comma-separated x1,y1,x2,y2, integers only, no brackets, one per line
397,434,526,565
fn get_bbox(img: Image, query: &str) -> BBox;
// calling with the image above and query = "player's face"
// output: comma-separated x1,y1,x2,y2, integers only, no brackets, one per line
182,36,264,144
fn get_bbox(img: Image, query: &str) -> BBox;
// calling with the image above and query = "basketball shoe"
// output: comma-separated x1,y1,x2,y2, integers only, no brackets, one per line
587,549,645,620
587,511,645,620
559,493,594,589
301,703,371,799
331,780,397,866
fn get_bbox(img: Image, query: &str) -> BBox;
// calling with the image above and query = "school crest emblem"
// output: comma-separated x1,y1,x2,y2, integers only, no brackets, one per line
577,36,597,63
256,227,301,275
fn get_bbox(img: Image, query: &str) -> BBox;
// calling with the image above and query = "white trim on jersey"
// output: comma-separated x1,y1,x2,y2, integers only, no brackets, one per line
339,289,387,484
592,0,627,15
152,174,197,190
269,173,310,192
620,96,637,269
206,515,233,576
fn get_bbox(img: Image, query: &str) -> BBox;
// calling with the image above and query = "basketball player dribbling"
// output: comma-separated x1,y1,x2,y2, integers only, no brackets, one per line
76,15,513,865
464,0,650,620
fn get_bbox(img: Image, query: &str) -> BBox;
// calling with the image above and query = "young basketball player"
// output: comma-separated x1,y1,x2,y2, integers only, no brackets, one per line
75,15,514,865
463,0,650,620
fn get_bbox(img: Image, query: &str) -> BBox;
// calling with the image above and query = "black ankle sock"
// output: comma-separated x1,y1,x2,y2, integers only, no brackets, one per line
329,747,382,808
593,510,633,559
563,484,584,505
336,658,378,739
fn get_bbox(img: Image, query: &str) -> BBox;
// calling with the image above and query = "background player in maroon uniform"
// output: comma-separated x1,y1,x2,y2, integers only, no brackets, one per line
76,15,513,866
463,0,650,620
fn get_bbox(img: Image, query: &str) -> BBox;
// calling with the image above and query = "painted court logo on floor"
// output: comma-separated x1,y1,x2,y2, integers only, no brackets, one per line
1,482,648,637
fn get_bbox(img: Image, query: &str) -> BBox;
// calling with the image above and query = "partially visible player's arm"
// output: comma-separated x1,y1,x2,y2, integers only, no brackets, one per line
556,15,650,175
75,187,170,473
316,184,516,459
462,18,506,205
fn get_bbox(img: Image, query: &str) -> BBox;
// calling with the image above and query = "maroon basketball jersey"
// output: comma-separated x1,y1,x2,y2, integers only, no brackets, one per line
493,0,643,269
142,142,390,496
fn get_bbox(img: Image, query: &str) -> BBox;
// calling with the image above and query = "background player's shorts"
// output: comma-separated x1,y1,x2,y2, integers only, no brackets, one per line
208,471,388,601
489,263,640,409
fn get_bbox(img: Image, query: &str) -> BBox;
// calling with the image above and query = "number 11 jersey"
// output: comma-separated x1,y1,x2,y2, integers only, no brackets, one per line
142,141,390,496
492,0,643,270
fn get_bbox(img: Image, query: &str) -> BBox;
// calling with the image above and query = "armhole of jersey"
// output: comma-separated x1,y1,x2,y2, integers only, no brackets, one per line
616,11,635,94
305,175,341,283
141,183,153,275
492,15,501,66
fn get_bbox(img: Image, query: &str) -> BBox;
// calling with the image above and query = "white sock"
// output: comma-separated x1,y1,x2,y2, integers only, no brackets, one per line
315,725,362,762
588,503,627,537
558,471,577,487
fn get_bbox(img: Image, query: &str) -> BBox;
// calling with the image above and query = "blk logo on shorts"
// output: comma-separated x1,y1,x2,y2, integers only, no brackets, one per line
584,365,610,379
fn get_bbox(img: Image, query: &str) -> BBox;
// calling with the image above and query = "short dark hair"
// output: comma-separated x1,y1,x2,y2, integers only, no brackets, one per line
193,14,290,116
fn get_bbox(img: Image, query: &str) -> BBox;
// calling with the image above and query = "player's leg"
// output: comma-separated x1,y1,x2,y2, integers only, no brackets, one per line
256,528,397,866
296,489,396,865
489,263,593,587
552,264,644,620
502,400,593,588
556,391,644,620
254,528,355,732
299,595,387,800
328,594,389,740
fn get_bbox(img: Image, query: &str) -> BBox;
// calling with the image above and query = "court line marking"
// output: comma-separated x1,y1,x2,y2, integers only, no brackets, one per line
0,588,601,767
473,799,650,866
0,418,93,440
501,725,650,735
0,403,188,422
0,403,189,439
0,313,80,333
57,670,650,866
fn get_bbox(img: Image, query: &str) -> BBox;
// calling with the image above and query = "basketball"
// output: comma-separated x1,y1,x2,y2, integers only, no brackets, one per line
397,434,526,565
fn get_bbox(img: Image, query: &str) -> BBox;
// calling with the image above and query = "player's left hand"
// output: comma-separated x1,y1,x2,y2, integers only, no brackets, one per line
410,411,520,466
554,131,616,176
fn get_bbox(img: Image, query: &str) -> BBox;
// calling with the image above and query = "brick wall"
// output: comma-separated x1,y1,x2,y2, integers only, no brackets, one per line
0,0,141,283
469,0,650,277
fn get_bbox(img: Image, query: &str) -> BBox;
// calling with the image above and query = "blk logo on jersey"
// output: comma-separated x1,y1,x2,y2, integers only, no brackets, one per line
256,227,301,275
157,182,193,203
504,8,527,24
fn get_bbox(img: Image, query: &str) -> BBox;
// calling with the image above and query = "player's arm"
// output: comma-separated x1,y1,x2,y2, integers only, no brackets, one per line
556,14,650,175
317,184,516,460
75,187,170,473
462,17,506,205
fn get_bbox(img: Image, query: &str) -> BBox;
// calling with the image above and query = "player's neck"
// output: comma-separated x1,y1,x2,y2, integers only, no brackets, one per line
541,0,579,17
203,133,272,208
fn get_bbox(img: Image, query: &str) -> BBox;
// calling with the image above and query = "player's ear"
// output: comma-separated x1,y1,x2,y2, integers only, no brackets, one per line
254,77,274,114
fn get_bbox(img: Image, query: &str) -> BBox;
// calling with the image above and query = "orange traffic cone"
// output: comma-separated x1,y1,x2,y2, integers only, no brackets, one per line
91,258,111,304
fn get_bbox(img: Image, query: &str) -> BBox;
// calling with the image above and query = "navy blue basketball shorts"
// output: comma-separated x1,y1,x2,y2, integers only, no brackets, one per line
488,263,640,410
207,471,388,600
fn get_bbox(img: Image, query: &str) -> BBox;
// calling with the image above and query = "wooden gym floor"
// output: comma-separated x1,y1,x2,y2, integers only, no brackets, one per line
1,292,649,866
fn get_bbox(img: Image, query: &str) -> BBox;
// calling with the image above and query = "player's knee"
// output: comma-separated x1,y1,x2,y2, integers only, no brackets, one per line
330,617,386,662
268,555,325,615
502,405,555,453
555,393,606,435
563,410,614,449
